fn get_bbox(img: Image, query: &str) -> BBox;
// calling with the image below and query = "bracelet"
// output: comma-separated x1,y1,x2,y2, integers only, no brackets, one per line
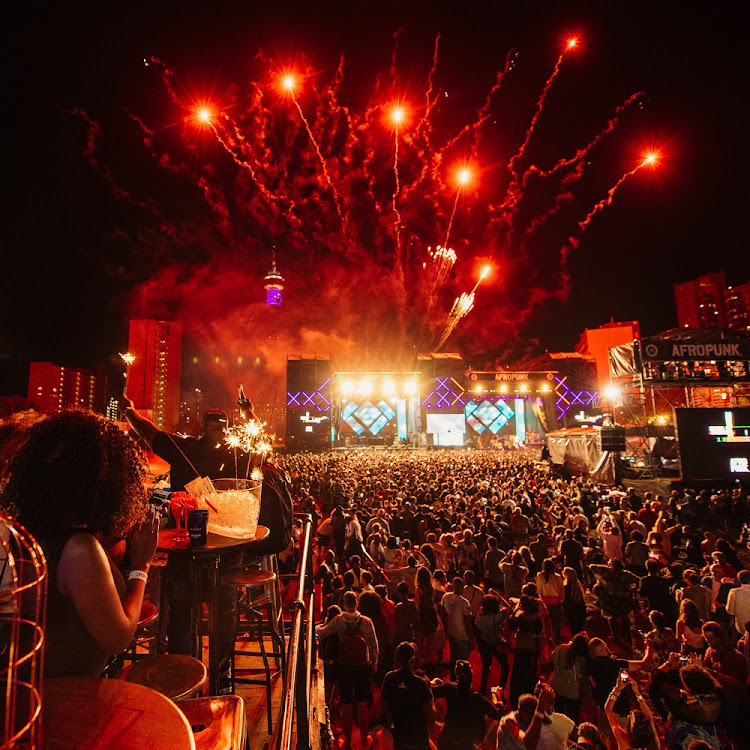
535,710,545,720
128,569,148,583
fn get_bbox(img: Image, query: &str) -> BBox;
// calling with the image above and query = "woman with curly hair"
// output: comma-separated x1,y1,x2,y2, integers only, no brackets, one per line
1,411,158,677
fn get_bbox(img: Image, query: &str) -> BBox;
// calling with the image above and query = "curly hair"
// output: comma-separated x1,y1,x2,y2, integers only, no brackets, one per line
0,411,148,564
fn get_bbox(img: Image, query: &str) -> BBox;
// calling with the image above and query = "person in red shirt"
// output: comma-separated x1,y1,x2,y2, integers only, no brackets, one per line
702,620,748,744
637,501,658,532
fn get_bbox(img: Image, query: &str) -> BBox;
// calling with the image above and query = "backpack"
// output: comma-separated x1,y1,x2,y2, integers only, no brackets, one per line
338,617,369,667
418,591,439,634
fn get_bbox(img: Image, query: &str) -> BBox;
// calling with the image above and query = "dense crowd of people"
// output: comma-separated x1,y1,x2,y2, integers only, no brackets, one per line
283,449,750,750
2,408,750,750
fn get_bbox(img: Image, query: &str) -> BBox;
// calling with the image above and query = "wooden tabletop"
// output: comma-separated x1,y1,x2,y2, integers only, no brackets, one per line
42,677,196,750
157,525,269,557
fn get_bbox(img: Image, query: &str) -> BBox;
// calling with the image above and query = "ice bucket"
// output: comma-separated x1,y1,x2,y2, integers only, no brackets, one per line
197,478,262,539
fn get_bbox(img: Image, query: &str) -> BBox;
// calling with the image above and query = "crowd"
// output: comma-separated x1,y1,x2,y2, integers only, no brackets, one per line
2,407,750,750
284,449,750,750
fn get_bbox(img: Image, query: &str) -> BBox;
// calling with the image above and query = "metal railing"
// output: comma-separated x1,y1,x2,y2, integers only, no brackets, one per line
277,512,315,750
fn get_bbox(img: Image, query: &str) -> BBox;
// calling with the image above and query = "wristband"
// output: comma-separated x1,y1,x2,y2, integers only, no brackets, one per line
128,569,148,583
535,710,545,720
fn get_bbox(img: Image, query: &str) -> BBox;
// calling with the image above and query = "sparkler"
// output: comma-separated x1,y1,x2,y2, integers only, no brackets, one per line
224,419,274,481
119,352,135,397
122,31,660,356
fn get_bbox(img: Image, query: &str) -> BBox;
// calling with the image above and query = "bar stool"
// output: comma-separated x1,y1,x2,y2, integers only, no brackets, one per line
175,695,246,750
124,653,207,701
221,567,285,734
100,600,160,677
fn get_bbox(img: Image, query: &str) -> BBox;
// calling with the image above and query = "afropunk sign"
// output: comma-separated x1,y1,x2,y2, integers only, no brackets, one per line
641,337,750,362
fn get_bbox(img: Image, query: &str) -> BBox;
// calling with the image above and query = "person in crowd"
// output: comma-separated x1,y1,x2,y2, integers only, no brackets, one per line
500,551,529,599
550,633,588,723
605,670,659,750
496,683,555,750
484,534,505,590
596,514,623,560
567,722,608,750
562,566,586,635
380,641,435,750
0,412,159,678
676,598,706,655
508,594,544,707
315,591,378,750
662,663,723,750
414,566,440,673
625,530,650,577
535,558,564,645
590,558,638,645
474,591,510,697
463,569,484,617
726,569,750,638
640,559,678,627
394,581,420,645
677,569,713,623
701,620,748,742
560,529,584,580
432,659,503,749
587,637,647,721
440,576,473,678
644,608,678,666
320,604,342,706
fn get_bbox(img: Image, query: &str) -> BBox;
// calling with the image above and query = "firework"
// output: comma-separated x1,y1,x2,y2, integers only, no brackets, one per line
123,31,657,357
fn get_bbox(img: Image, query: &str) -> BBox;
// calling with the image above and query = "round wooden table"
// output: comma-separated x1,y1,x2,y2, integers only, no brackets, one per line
42,677,196,749
157,525,270,694
124,653,207,700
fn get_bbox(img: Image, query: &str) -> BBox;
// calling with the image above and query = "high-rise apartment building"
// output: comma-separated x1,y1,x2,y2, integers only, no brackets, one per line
674,272,728,329
27,362,97,414
725,281,750,333
674,272,750,332
126,319,183,431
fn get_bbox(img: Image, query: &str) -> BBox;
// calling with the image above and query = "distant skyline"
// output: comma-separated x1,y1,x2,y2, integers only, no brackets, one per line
3,1,749,400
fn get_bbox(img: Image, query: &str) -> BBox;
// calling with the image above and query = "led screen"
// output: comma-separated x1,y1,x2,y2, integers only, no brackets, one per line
426,412,466,444
676,408,750,481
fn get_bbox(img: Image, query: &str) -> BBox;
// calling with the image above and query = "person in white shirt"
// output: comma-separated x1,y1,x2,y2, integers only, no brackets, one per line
440,577,473,678
726,569,750,636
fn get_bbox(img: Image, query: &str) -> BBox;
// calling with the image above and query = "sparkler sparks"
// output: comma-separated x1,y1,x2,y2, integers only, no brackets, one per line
119,352,135,365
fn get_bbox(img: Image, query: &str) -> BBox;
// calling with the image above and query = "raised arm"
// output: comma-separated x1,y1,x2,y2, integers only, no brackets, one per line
120,395,159,450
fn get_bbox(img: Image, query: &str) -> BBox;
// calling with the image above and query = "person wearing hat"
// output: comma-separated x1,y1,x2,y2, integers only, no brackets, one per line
121,395,293,686
381,641,435,750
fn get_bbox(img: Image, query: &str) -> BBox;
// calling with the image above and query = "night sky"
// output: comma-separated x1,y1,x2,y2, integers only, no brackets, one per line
3,0,749,402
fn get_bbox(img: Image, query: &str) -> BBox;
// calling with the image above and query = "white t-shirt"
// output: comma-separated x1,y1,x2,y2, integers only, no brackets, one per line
536,712,575,750
441,591,471,640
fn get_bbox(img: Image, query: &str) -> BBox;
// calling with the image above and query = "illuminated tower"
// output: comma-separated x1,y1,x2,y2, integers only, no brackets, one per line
263,250,285,306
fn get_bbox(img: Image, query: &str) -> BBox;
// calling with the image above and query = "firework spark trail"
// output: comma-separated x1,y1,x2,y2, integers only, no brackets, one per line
444,186,463,248
392,123,403,249
436,291,475,350
560,156,654,268
422,34,442,121
522,92,643,186
290,92,344,223
508,46,572,181
146,57,180,105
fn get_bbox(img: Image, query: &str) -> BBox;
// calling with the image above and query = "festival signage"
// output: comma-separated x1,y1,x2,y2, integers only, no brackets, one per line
640,336,750,362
